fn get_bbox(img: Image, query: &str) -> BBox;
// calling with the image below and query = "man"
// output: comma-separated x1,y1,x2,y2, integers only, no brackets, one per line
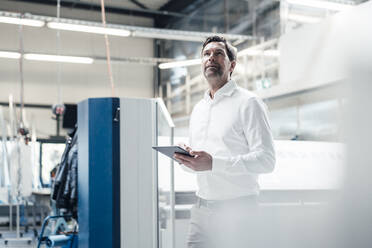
174,36,276,248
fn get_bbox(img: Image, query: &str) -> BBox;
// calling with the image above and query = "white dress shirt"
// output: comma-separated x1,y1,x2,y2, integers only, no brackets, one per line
188,79,275,200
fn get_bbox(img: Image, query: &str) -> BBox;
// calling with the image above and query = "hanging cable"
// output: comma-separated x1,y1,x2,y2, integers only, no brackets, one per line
100,0,115,97
16,21,24,237
51,0,66,137
56,0,62,105
18,16,24,129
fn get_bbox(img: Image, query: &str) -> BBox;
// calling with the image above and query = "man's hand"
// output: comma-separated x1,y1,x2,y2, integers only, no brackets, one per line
174,148,213,171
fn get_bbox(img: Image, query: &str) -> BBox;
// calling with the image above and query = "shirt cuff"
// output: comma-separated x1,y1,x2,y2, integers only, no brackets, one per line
212,156,228,172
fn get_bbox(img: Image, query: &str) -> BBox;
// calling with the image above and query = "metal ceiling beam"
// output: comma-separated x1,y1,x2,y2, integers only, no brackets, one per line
9,0,189,19
128,0,148,10
0,101,51,109
0,11,255,42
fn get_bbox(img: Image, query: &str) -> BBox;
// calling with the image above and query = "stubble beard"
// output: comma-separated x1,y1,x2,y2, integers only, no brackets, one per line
204,66,223,80
204,69,228,92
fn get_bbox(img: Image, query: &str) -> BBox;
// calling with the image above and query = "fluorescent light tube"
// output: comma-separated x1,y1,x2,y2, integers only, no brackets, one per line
158,49,279,69
238,49,279,57
47,22,131,37
159,59,201,69
0,51,21,59
133,31,204,42
0,16,44,27
285,0,354,11
24,53,94,64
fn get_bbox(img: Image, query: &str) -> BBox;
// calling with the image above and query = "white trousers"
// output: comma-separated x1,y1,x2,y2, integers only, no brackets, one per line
187,197,259,248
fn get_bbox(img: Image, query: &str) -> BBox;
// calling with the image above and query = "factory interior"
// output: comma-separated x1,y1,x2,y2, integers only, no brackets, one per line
0,0,371,247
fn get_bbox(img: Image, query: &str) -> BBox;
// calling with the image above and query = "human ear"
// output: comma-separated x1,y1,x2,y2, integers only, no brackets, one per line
229,61,236,73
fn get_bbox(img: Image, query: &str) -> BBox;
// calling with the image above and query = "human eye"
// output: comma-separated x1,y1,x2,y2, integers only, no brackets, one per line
216,50,224,56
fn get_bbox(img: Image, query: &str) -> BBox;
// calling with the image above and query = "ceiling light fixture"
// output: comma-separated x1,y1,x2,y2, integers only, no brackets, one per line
47,22,131,37
24,53,94,64
158,59,201,69
285,0,354,11
238,49,280,57
0,16,45,27
158,47,280,70
0,51,21,59
133,31,206,42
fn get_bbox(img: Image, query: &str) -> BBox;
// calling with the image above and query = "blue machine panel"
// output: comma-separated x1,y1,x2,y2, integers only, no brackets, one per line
78,98,120,248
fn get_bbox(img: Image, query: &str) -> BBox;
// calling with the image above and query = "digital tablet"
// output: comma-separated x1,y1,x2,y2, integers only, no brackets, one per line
152,146,193,161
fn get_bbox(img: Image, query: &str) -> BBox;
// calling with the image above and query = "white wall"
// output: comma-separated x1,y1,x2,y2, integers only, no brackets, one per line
263,4,361,100
278,6,354,86
0,23,155,103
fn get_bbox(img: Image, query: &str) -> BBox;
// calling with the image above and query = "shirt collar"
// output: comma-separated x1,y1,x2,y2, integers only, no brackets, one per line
204,79,237,102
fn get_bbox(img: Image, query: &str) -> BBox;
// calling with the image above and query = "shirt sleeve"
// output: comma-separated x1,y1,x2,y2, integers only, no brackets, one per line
212,97,276,175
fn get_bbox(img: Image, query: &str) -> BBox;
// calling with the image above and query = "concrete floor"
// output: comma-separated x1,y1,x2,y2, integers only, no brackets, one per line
0,227,38,247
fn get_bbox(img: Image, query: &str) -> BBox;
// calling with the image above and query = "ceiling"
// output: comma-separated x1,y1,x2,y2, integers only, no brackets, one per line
2,0,210,28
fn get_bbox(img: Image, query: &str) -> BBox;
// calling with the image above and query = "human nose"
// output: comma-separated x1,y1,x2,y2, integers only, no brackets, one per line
208,53,216,62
